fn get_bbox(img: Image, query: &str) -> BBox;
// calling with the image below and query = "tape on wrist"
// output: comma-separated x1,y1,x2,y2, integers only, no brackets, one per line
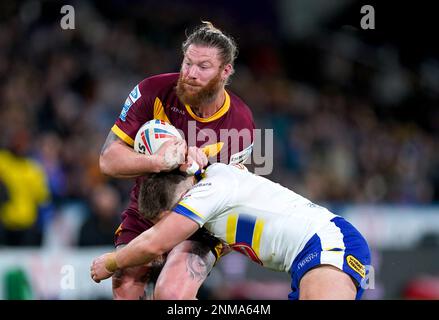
105,253,118,273
185,162,200,176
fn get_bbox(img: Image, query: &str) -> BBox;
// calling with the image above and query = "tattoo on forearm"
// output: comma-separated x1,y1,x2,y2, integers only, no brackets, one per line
100,131,119,155
186,242,215,282
140,258,164,299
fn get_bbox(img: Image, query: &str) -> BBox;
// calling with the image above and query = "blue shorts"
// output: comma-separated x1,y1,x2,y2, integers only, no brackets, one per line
288,216,371,300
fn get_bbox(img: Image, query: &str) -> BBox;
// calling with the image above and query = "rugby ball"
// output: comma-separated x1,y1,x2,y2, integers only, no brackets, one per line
134,120,183,155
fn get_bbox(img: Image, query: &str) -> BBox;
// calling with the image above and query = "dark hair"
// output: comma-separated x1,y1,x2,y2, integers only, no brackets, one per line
138,170,188,220
182,21,238,67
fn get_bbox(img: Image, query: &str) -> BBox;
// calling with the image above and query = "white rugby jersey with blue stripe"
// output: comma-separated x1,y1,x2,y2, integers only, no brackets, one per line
173,163,338,272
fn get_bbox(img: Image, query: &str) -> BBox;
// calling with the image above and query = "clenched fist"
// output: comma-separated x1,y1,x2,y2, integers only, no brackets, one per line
90,252,117,283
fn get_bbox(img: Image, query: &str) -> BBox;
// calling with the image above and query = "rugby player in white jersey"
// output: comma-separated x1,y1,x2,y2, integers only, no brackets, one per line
91,163,371,299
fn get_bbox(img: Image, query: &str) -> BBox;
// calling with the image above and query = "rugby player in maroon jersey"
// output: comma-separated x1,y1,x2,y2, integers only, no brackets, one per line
99,22,255,299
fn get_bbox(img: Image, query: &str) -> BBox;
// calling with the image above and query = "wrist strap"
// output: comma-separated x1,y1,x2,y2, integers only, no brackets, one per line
105,253,118,273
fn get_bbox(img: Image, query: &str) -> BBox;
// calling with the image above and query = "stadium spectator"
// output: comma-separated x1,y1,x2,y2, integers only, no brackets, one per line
0,127,51,246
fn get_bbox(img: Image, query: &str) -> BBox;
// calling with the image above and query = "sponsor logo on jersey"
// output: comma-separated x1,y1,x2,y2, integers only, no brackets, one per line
192,182,212,189
171,106,186,115
119,97,132,121
230,143,253,164
129,84,141,103
181,194,191,202
346,255,366,278
119,85,142,121
297,252,319,270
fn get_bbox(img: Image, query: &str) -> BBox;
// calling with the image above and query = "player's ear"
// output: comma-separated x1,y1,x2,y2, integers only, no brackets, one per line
222,63,233,81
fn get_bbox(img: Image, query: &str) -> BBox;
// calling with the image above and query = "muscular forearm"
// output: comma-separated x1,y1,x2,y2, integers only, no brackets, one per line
90,230,164,283
111,214,197,270
96,214,198,281
114,230,163,270
100,141,161,178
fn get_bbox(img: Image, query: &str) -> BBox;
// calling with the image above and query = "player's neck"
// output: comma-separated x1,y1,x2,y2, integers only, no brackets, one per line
191,90,225,118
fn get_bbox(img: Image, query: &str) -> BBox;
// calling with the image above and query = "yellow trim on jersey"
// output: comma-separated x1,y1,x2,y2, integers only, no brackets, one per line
226,213,238,243
252,219,264,257
185,90,230,123
178,202,204,220
202,142,224,158
153,97,171,123
111,125,134,146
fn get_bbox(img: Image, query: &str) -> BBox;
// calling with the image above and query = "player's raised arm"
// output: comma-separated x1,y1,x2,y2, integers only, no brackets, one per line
99,132,187,178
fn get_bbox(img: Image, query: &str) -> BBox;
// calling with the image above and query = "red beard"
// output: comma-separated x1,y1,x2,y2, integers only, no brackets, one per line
176,71,223,107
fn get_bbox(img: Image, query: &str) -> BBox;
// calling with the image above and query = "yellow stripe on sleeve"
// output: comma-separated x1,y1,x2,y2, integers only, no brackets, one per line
111,125,134,146
178,202,204,220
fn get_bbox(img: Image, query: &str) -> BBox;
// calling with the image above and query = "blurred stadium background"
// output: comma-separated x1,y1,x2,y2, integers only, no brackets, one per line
0,0,438,299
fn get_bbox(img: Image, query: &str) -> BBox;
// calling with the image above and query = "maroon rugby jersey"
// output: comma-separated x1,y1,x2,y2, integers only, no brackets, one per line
112,73,255,212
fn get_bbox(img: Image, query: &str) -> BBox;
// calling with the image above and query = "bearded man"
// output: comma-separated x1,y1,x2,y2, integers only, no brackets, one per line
99,21,255,300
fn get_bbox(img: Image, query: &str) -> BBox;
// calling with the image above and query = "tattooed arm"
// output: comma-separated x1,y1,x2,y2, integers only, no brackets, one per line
91,212,215,299
91,212,200,282
154,240,215,299
99,131,187,178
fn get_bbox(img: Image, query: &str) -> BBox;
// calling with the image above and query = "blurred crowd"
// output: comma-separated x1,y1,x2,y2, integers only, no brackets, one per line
0,0,438,248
